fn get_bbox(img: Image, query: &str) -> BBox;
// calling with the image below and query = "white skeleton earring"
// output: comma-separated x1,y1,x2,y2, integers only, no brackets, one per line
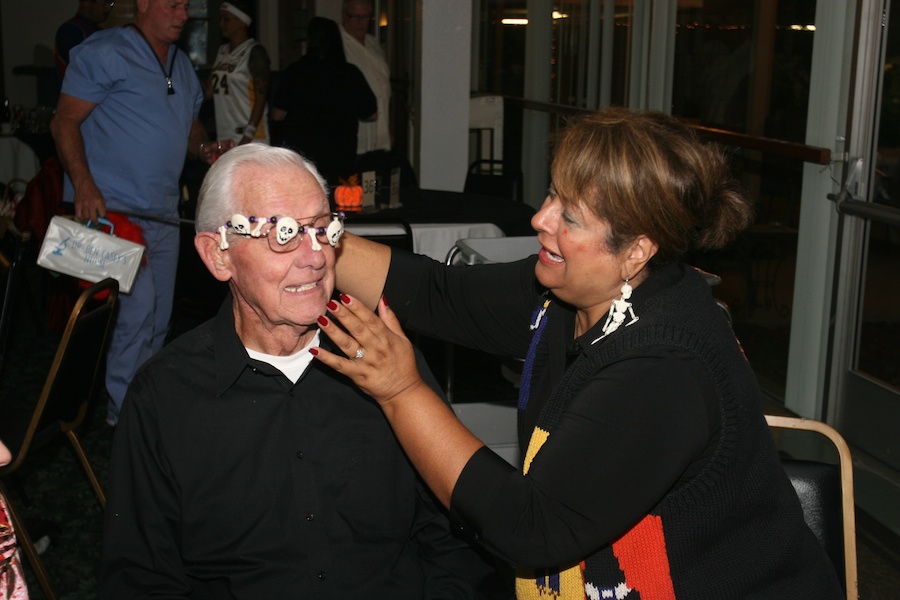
592,278,639,344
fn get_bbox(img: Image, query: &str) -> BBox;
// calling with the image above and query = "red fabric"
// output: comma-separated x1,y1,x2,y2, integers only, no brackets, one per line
612,514,676,599
13,156,64,242
98,212,148,265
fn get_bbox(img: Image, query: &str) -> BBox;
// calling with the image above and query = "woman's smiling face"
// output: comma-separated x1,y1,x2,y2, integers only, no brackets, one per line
531,189,637,329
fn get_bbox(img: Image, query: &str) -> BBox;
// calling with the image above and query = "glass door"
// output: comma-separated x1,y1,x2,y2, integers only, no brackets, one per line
831,0,900,534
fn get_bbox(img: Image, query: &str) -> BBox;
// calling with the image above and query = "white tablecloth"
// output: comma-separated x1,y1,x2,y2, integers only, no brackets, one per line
346,222,505,261
453,402,519,466
0,135,39,191
452,235,540,265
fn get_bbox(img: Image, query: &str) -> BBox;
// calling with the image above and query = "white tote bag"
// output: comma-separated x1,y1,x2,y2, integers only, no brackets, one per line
37,216,145,293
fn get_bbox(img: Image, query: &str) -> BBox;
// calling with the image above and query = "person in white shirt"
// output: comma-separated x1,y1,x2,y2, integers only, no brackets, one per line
207,1,271,145
340,0,391,154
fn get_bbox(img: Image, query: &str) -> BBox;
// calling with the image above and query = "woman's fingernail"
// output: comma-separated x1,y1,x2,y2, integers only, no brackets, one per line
317,316,329,327
309,347,319,356
339,293,351,305
382,295,389,307
326,300,339,311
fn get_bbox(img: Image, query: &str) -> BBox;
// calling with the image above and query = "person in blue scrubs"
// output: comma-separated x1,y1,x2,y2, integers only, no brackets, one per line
51,0,233,424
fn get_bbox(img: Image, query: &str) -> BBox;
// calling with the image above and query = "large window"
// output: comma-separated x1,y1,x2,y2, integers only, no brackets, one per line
472,1,821,400
474,0,629,106
672,1,815,142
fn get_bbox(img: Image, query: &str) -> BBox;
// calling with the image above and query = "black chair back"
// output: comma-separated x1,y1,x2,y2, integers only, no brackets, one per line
782,458,846,590
0,229,26,370
766,414,858,600
464,159,523,203
1,277,117,469
40,283,118,432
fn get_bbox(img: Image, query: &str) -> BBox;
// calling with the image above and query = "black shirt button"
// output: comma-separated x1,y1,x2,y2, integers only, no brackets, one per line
296,451,303,459
306,513,314,521
317,571,326,580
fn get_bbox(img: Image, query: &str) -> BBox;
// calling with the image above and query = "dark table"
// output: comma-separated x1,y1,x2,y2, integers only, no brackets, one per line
341,188,536,237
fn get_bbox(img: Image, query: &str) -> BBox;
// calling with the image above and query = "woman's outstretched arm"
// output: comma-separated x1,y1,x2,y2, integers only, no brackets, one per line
334,233,392,310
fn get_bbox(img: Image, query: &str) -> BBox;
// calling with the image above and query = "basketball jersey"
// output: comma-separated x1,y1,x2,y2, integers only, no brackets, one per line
210,39,269,144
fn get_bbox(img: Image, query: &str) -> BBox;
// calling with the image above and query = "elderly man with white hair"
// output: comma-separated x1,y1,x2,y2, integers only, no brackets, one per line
99,144,500,598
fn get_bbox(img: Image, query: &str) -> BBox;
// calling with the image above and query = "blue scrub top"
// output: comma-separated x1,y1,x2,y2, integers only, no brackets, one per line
61,26,203,218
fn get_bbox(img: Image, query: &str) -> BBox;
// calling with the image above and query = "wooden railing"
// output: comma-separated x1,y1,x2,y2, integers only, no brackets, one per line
692,125,831,165
504,97,832,166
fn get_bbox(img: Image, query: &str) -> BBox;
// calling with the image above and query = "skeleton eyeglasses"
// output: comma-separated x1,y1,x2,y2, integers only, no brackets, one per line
217,212,345,253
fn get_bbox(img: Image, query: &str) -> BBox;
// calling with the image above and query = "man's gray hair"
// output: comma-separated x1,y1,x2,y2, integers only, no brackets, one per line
195,144,329,234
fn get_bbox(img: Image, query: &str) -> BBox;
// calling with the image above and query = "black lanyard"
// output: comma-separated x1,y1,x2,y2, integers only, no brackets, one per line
128,23,176,95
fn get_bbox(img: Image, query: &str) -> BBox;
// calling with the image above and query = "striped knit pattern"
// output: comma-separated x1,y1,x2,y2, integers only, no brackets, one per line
518,298,551,412
515,419,676,599
612,515,676,599
517,424,587,599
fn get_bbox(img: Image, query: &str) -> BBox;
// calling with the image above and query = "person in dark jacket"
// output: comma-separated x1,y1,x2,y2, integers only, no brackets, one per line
271,17,376,185
312,107,845,599
54,0,113,81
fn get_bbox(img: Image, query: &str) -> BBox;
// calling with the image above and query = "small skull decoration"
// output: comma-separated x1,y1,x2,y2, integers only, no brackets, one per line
326,217,344,246
275,217,299,245
230,214,252,236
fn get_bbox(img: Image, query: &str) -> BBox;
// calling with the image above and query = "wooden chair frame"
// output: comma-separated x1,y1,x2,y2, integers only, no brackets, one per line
766,414,858,600
0,277,118,600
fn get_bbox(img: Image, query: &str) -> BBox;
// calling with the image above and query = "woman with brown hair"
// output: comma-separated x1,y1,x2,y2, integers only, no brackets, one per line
313,107,843,598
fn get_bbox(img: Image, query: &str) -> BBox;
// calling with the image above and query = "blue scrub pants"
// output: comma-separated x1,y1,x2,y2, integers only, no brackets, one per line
105,219,180,423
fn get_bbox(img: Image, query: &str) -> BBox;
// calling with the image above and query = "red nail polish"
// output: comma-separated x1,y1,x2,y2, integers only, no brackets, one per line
340,293,351,304
309,347,319,356
326,300,338,311
317,316,328,327
382,295,389,307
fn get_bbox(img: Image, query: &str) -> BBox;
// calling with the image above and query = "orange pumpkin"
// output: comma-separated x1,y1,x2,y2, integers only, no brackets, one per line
334,175,364,209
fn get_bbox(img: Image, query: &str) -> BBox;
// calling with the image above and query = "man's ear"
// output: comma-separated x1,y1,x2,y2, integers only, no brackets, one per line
194,233,232,282
623,235,659,280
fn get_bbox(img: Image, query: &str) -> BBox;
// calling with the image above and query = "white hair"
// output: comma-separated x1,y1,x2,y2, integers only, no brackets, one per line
195,144,329,234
